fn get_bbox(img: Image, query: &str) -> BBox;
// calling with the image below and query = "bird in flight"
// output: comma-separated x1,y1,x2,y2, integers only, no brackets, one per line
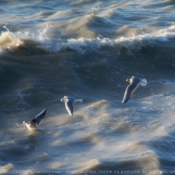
60,96,83,116
23,108,47,131
122,76,147,104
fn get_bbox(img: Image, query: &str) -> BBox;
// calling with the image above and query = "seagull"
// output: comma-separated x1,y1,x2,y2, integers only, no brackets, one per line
60,96,83,116
122,76,147,104
23,108,47,131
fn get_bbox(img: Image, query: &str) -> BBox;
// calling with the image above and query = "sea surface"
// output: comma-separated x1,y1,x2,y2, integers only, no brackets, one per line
0,0,175,175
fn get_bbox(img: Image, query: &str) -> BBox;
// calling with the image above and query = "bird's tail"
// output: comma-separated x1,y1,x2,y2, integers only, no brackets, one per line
140,78,147,86
75,99,83,103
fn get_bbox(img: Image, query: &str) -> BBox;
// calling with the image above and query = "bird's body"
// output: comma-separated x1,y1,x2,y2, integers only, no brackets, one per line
23,108,46,131
60,96,83,116
122,76,147,104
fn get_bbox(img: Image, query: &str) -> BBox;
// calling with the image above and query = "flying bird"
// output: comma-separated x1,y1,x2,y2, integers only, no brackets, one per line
60,96,83,116
23,108,47,131
122,76,147,104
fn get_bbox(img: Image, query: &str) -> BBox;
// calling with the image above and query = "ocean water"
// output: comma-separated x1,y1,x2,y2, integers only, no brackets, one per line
0,0,175,174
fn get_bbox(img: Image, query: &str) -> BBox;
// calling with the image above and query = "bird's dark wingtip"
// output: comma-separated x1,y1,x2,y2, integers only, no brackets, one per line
41,109,47,115
122,98,129,104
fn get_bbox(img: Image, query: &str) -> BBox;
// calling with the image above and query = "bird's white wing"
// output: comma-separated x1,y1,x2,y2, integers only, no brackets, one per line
122,83,140,104
65,101,74,116
30,108,47,127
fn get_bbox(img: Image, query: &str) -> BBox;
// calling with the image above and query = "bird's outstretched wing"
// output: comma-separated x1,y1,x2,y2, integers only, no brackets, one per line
65,99,74,116
30,108,47,127
122,83,140,103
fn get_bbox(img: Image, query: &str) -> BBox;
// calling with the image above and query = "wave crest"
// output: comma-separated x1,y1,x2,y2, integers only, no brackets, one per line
0,24,175,55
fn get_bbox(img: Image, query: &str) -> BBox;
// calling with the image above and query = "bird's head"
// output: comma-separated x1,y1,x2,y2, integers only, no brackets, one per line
126,78,132,84
60,98,64,102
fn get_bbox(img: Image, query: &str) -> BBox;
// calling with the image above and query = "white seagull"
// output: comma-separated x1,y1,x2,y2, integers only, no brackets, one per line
60,96,83,116
122,76,147,104
23,108,47,131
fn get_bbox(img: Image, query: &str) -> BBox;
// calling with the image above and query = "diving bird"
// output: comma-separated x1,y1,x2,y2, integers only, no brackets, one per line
60,96,83,116
23,108,47,131
122,76,147,104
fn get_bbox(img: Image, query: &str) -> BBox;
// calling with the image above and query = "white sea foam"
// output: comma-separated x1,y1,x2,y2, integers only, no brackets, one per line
40,24,175,54
0,24,175,54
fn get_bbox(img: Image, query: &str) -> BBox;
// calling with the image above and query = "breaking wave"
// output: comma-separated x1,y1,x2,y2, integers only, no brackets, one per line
0,24,175,55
